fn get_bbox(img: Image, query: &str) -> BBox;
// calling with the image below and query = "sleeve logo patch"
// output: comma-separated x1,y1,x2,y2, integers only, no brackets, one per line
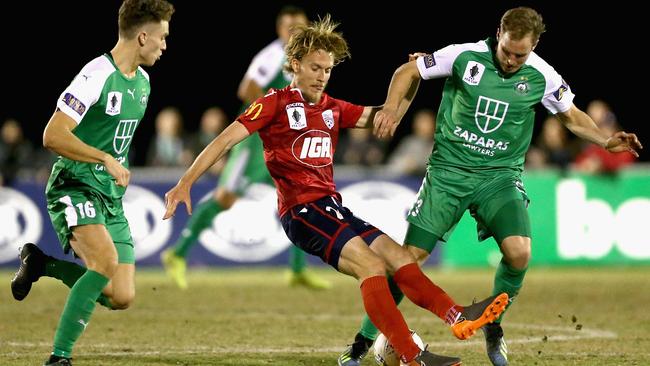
553,81,569,101
62,93,87,116
424,54,436,68
245,102,264,121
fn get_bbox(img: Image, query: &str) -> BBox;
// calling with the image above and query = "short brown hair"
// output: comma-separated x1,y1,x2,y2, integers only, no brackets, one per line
500,7,546,41
119,0,175,39
276,5,307,27
284,14,350,73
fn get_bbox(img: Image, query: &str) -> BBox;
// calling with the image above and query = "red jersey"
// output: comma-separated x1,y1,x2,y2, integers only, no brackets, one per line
237,86,364,215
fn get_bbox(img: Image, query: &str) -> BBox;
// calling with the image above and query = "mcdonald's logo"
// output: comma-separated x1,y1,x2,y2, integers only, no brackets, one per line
245,102,264,120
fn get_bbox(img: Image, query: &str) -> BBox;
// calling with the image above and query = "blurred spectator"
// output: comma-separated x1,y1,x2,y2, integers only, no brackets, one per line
386,109,436,176
526,115,573,171
336,127,385,167
184,106,227,158
184,106,228,174
146,107,188,167
0,118,33,186
573,100,635,173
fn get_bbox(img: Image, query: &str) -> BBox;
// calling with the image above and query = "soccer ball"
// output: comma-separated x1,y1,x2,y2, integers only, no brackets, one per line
373,330,425,366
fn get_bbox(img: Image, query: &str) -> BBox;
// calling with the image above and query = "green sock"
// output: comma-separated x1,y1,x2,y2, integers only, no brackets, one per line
492,258,527,323
358,275,405,341
52,270,109,358
45,259,113,310
289,246,306,273
173,199,223,257
45,258,86,288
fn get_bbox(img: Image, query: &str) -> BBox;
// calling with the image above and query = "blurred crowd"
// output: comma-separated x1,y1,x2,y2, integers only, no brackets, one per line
0,99,639,187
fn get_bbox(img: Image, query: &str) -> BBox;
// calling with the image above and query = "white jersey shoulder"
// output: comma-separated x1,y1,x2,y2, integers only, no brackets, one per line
526,51,574,114
56,55,116,124
245,38,286,88
417,40,489,80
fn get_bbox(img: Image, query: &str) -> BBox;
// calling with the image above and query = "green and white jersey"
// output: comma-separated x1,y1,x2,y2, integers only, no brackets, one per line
50,53,150,199
234,38,293,159
416,38,574,173
244,38,292,92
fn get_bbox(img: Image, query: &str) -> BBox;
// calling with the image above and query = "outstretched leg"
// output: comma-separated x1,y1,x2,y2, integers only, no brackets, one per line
47,225,117,362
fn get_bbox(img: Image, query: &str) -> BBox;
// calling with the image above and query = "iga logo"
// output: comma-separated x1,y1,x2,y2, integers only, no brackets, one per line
291,130,333,168
0,187,42,264
199,184,291,262
122,185,172,260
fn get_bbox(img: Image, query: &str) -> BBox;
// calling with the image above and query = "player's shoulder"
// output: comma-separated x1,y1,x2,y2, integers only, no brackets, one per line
78,54,116,81
253,39,284,60
524,51,563,88
525,51,558,77
267,85,295,100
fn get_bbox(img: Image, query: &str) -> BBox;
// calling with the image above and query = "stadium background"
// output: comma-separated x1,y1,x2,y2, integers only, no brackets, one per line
1,2,649,366
0,1,647,164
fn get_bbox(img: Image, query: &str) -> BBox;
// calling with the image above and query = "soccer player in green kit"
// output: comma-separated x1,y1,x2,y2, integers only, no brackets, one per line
338,7,642,366
161,6,331,290
10,1,174,365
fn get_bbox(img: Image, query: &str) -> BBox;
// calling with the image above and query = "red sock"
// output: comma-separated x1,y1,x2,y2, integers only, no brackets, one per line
394,262,462,325
360,276,420,361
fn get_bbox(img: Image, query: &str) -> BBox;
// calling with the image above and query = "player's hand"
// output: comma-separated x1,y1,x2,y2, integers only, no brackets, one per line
104,156,130,187
163,183,193,220
408,52,428,62
605,131,643,157
373,108,399,139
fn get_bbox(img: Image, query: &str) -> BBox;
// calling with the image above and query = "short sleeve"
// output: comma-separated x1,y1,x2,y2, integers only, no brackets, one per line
237,89,280,133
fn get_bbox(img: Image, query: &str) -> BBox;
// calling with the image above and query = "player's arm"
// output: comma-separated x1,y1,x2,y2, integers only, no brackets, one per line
556,104,642,157
237,77,265,105
373,53,424,138
43,110,130,186
163,121,251,219
358,53,423,130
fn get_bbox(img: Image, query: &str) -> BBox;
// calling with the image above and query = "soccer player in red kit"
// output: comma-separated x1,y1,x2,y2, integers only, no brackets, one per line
163,15,507,366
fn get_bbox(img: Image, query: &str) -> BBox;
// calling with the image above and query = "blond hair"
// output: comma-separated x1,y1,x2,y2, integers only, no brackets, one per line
284,14,350,73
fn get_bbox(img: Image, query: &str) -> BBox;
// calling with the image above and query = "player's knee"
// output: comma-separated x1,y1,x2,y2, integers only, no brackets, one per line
215,188,237,209
361,255,387,278
384,246,416,274
503,237,531,269
109,291,135,310
407,245,430,264
88,257,119,278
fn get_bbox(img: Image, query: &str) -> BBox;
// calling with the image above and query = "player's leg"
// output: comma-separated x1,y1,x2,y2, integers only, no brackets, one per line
162,138,254,288
161,186,236,289
244,134,330,290
12,192,115,309
336,229,461,365
474,176,532,366
170,189,233,258
45,224,116,364
342,228,438,366
96,213,137,310
336,238,429,364
371,230,508,338
99,261,134,310
10,242,118,309
282,197,461,365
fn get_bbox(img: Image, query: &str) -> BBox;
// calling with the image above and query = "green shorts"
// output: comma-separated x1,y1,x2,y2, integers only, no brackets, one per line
46,186,135,264
405,167,531,253
219,133,274,195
